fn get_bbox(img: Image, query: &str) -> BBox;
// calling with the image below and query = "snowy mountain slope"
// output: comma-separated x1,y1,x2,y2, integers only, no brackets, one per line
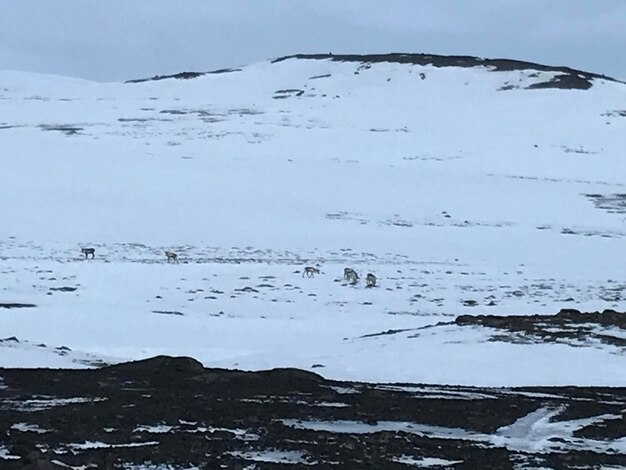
0,54,625,384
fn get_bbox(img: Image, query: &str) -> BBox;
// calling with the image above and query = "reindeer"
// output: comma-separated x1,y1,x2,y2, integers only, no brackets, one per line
80,247,95,259
165,251,179,263
302,266,321,278
365,273,377,288
343,267,359,285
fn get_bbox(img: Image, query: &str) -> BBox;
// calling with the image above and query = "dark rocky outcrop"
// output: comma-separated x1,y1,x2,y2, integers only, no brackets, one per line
125,68,241,84
0,303,36,309
272,53,621,90
456,308,626,347
1,355,624,468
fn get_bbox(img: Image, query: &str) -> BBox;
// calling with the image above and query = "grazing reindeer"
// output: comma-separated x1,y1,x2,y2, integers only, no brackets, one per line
365,273,377,288
80,247,95,259
165,251,179,263
343,267,359,285
302,266,321,278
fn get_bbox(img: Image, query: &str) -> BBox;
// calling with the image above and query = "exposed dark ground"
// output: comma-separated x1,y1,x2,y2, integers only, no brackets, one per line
272,53,620,90
1,348,624,469
125,68,242,84
456,308,626,348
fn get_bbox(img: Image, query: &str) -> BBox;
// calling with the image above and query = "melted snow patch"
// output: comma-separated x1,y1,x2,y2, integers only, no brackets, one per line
134,423,260,440
50,460,104,469
282,419,483,441
133,424,174,433
392,455,464,467
284,409,626,455
326,385,359,394
10,422,51,433
0,445,21,460
312,401,351,407
122,466,200,470
229,449,315,465
375,384,496,400
3,396,107,411
67,440,159,450
493,406,625,453
204,426,260,440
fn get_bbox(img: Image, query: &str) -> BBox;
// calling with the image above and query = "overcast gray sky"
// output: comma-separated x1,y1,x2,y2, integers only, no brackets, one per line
1,0,625,82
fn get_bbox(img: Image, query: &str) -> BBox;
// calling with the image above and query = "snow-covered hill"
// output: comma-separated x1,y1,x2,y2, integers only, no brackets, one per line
1,53,625,385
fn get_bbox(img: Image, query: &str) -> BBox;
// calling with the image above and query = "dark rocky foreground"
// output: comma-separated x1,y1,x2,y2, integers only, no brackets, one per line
1,356,624,469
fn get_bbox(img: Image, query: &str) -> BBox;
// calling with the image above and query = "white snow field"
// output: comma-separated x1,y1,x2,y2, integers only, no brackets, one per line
0,55,625,385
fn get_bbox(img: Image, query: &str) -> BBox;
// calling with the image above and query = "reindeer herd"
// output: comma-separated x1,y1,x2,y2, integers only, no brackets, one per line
81,247,179,263
80,248,377,287
304,265,377,288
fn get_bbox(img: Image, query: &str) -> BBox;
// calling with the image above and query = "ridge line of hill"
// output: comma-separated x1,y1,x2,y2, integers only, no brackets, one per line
125,52,622,89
